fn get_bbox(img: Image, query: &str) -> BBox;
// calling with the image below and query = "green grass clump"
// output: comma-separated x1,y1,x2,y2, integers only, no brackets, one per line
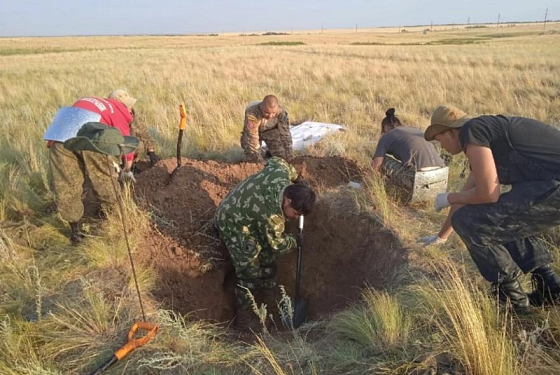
329,289,413,354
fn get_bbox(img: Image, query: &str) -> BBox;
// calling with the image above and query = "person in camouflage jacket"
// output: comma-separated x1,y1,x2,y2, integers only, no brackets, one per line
240,95,293,162
215,157,316,330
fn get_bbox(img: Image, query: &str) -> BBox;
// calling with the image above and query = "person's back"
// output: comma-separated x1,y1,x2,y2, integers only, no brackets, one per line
458,115,560,184
372,108,445,172
216,157,297,242
375,126,445,170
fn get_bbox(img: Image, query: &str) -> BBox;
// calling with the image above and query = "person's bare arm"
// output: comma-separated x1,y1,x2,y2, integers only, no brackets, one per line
372,156,384,172
423,171,475,246
447,144,500,205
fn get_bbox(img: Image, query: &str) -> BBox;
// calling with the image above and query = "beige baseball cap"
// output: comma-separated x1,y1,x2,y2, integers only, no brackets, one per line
424,105,471,141
108,89,137,109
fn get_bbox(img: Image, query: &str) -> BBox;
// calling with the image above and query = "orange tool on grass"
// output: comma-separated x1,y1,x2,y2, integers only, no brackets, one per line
88,322,159,375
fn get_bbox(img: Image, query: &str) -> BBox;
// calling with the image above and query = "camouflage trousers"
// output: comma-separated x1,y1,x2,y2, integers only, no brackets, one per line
220,233,279,311
451,180,560,283
261,128,292,161
49,142,118,223
240,128,292,162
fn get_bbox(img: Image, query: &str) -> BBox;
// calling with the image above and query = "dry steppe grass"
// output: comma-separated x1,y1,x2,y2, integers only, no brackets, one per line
1,23,560,374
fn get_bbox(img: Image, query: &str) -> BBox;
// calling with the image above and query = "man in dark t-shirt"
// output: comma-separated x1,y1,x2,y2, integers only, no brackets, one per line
372,126,445,171
424,105,560,311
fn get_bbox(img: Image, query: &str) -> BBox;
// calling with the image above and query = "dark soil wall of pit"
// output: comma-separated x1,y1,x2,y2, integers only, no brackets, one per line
134,157,407,323
276,202,405,319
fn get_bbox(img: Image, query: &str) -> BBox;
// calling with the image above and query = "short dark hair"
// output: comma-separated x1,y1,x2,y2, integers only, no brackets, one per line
284,184,317,216
381,108,403,133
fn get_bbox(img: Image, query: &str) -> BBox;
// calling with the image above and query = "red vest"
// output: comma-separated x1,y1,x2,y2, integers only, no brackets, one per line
72,97,135,161
73,97,133,137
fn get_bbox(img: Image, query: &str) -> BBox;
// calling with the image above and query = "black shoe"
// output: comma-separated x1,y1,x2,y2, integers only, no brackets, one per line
528,265,560,306
494,279,530,313
69,222,85,245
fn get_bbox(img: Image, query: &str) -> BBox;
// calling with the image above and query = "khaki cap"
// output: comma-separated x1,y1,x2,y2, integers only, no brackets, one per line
108,89,137,109
424,105,471,141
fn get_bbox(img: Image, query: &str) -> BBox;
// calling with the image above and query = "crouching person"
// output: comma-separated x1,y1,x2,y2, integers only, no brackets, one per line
425,105,560,311
215,157,316,331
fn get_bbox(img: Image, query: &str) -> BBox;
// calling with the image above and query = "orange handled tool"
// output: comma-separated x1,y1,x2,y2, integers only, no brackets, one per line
88,322,159,375
167,103,187,184
176,103,187,169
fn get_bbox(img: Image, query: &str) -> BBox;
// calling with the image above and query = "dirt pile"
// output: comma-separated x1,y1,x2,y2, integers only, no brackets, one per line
134,156,407,323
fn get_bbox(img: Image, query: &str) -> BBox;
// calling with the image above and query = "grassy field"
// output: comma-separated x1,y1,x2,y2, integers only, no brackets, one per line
1,23,560,374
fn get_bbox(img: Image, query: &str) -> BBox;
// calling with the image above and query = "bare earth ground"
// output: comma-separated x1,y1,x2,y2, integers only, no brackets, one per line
134,157,406,323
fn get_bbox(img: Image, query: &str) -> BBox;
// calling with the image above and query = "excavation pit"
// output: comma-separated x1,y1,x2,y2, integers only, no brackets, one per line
135,156,407,323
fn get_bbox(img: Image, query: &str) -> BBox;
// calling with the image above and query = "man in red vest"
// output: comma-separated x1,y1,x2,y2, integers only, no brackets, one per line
46,90,154,244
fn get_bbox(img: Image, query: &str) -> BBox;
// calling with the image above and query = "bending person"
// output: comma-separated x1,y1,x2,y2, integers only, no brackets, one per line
215,157,316,331
372,108,445,172
46,90,141,244
425,105,560,310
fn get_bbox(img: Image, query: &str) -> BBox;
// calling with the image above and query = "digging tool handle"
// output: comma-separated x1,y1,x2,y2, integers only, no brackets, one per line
176,103,187,168
295,215,304,301
87,322,159,375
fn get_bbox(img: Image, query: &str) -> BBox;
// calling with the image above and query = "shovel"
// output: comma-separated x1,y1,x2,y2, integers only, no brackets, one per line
167,103,187,184
88,322,158,375
292,215,308,328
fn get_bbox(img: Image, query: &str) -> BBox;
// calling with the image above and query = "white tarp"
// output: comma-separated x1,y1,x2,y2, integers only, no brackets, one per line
43,107,101,142
263,121,345,151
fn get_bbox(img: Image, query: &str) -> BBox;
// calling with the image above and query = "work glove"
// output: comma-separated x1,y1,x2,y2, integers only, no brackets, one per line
119,169,137,183
434,192,451,212
419,234,447,248
148,151,160,165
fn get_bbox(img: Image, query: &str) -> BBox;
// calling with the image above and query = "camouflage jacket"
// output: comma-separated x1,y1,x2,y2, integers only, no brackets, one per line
241,102,292,159
130,112,158,152
215,157,298,255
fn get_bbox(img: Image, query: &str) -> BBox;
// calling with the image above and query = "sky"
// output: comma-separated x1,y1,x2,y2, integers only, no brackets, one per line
0,0,555,37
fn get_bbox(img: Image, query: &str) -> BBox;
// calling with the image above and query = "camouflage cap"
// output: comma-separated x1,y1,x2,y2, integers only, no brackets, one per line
424,105,471,141
63,122,139,156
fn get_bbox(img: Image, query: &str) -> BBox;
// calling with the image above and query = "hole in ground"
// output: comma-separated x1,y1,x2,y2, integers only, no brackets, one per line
135,156,408,322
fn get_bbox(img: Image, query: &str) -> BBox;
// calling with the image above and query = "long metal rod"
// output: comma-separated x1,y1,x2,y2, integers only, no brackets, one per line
295,215,304,301
106,155,146,322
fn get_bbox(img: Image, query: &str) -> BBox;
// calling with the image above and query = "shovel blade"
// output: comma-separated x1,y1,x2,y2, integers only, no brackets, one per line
292,298,308,328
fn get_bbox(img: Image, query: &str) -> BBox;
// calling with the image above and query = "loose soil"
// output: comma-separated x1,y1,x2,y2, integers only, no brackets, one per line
134,156,407,323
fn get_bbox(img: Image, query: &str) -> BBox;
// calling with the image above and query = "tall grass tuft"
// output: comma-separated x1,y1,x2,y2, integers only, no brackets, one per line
414,259,522,375
329,289,412,354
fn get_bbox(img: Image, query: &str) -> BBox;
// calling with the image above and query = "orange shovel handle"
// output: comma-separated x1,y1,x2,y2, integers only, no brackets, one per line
114,322,159,360
179,103,187,130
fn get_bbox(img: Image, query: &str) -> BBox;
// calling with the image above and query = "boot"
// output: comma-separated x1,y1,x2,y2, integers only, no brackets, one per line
262,288,278,311
69,222,85,245
261,288,280,327
236,308,262,332
496,279,530,313
528,265,560,306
